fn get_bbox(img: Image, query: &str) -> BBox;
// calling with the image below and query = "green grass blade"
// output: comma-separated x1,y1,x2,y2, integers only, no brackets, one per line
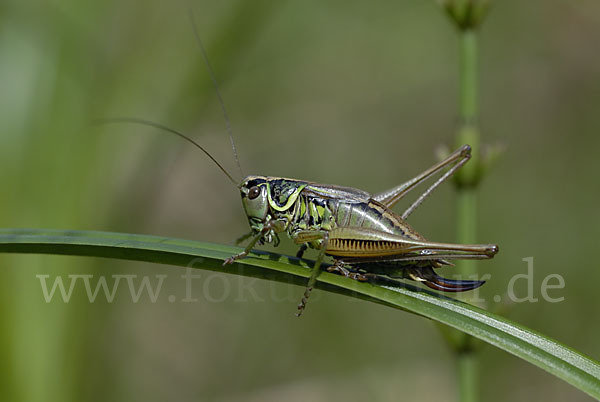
1,228,599,399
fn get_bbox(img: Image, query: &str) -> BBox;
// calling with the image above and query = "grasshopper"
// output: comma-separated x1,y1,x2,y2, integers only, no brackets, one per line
108,17,498,315
107,116,498,315
223,144,498,315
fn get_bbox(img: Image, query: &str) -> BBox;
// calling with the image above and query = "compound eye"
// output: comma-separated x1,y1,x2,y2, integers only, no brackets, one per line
248,186,261,200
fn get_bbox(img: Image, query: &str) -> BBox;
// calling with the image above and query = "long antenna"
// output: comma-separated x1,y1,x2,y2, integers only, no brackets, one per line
97,117,239,186
189,10,244,180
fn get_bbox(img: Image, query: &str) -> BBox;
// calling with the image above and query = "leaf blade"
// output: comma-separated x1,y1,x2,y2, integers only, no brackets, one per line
1,228,599,398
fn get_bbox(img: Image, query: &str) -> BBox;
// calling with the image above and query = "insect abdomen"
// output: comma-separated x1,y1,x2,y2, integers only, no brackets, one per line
334,200,424,240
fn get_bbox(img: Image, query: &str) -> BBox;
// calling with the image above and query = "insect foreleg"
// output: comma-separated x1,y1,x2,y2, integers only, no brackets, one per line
223,221,277,265
292,229,329,317
373,145,471,219
234,231,254,245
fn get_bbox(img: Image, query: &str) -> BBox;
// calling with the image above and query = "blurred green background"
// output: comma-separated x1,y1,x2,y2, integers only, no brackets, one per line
1,0,599,401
